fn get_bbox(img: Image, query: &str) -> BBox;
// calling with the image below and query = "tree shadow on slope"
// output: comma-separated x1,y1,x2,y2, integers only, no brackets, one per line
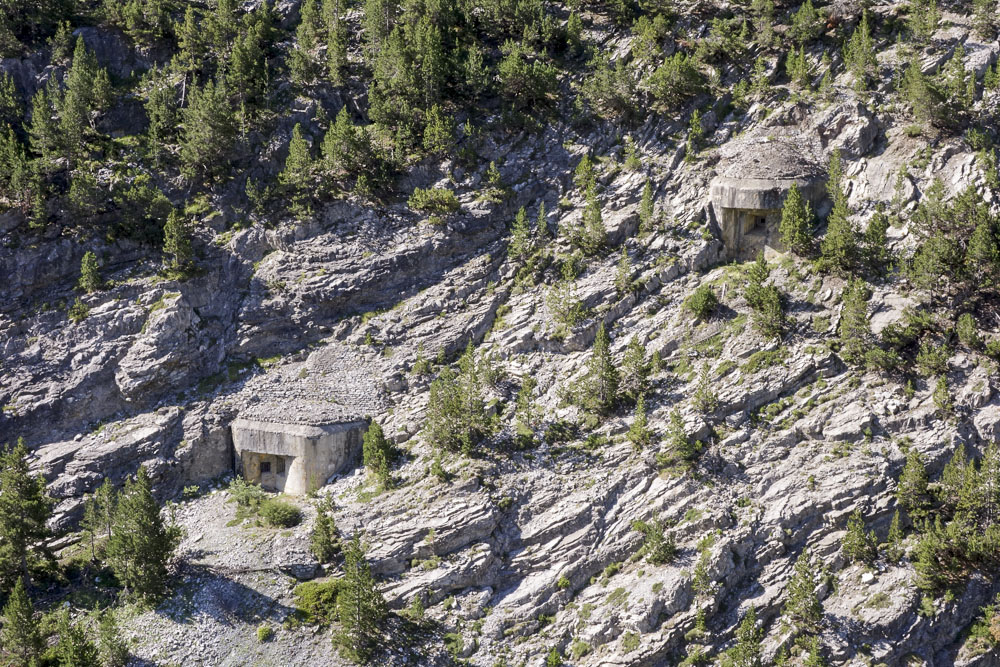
157,558,296,628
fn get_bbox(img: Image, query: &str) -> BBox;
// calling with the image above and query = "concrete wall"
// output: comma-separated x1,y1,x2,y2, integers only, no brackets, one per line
231,419,366,495
718,207,783,260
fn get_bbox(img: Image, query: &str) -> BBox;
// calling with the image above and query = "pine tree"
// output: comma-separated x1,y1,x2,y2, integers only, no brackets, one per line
841,509,877,563
176,6,206,75
615,247,633,297
362,421,392,489
59,36,100,164
28,84,60,171
0,438,53,589
838,278,870,366
666,408,697,462
779,182,812,254
422,104,454,156
580,185,606,256
897,449,929,518
804,637,826,667
1,578,41,667
105,466,179,602
581,323,619,414
844,12,875,91
324,0,348,84
322,107,357,177
627,394,652,450
863,206,890,271
335,535,387,663
279,123,313,213
783,548,823,633
81,478,116,562
574,154,594,191
885,509,905,562
639,179,654,233
933,375,952,416
96,611,129,667
78,251,102,293
973,0,997,39
179,79,236,181
692,361,718,413
163,210,192,271
964,219,999,288
55,608,99,667
425,343,489,455
290,0,323,85
310,496,340,564
509,206,532,262
821,153,858,273
619,335,648,405
0,71,21,129
727,606,763,667
145,65,177,167
227,25,268,107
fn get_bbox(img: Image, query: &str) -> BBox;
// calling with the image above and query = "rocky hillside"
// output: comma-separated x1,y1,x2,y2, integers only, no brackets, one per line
3,0,1000,665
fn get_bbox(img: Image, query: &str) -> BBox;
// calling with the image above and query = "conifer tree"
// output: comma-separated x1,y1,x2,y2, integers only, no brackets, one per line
783,548,823,633
666,408,696,462
81,478,116,561
844,12,875,91
619,335,648,405
639,179,654,233
324,0,348,84
838,278,870,366
322,107,357,177
964,219,999,288
973,0,997,39
227,25,268,108
615,246,633,297
106,466,179,602
55,608,99,667
580,185,606,256
897,449,929,517
581,323,619,414
310,496,340,564
180,79,236,181
422,104,455,156
509,206,532,262
78,251,102,293
841,509,877,563
96,611,129,667
145,65,177,167
362,421,392,489
1,578,41,667
60,37,100,164
727,606,763,667
335,535,387,663
804,637,826,667
279,123,313,213
28,83,60,172
163,210,192,271
176,6,206,76
0,72,21,129
692,361,718,413
863,206,891,270
0,438,52,589
885,509,904,562
779,182,812,254
627,394,652,450
291,0,324,85
425,342,489,455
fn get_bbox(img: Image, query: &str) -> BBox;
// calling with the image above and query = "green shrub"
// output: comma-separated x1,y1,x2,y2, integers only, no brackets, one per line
68,298,90,323
684,284,717,320
260,499,302,527
294,579,344,626
408,187,460,214
256,624,273,642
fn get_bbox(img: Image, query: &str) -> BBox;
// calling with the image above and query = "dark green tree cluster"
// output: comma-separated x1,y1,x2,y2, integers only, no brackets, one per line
362,421,394,489
744,254,785,338
335,535,388,663
424,342,494,455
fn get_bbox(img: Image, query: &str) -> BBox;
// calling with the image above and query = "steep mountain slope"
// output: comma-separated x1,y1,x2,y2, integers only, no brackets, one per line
3,0,1000,665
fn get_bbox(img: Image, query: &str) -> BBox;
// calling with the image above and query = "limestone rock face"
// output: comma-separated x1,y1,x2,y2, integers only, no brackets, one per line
115,292,220,403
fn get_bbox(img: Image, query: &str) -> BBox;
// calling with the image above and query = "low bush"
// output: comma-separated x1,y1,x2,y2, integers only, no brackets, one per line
408,187,460,214
684,284,717,320
260,499,302,527
294,579,344,626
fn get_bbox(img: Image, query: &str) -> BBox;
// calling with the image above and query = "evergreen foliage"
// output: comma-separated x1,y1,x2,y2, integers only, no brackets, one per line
163,210,193,271
839,279,871,366
55,608,99,667
335,535,387,663
580,323,620,415
1,578,41,667
362,421,393,489
0,438,53,589
724,606,762,667
783,548,823,633
78,251,102,293
779,183,812,254
311,496,341,564
105,466,180,602
897,449,929,517
424,342,491,455
841,509,877,563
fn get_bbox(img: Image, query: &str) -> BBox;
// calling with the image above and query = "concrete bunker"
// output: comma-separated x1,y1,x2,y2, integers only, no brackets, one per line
228,343,386,495
232,419,366,495
710,140,826,260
